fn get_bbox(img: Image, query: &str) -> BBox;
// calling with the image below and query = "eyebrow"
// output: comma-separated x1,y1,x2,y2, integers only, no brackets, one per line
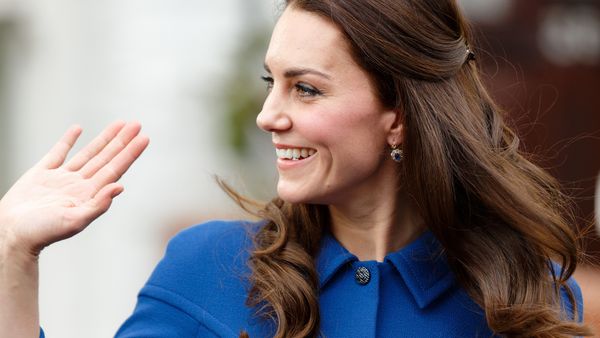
263,63,331,80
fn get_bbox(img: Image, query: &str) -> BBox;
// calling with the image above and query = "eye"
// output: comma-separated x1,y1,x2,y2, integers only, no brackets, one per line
260,75,274,92
295,82,322,97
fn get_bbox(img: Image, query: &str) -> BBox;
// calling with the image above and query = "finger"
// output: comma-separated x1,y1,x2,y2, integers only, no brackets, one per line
37,125,83,169
79,122,142,179
90,134,149,188
92,182,124,210
65,120,126,171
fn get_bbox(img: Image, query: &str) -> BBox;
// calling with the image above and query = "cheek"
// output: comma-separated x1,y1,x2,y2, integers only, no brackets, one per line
305,100,385,140
308,113,387,173
325,110,387,152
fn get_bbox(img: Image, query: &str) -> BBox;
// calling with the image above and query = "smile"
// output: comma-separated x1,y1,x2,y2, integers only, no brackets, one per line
276,147,317,161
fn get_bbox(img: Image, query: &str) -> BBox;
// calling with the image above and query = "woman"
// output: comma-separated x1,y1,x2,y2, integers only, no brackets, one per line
0,0,593,337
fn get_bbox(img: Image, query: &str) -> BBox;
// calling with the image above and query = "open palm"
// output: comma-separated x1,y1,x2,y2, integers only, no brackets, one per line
0,121,149,255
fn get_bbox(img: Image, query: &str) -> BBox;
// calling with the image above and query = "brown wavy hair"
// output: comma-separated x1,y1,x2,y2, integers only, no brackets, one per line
231,0,594,337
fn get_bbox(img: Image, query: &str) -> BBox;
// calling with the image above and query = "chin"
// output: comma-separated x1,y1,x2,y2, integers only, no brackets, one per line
276,184,331,206
277,183,313,204
277,189,305,204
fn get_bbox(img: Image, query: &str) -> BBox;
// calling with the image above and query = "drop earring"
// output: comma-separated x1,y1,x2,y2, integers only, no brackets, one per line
390,144,403,163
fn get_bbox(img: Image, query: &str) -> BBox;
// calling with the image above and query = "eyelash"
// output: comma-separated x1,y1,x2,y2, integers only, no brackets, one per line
260,76,322,97
261,76,274,91
295,83,322,97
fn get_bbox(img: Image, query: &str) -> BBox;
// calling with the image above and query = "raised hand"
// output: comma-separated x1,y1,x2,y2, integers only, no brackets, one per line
0,121,149,256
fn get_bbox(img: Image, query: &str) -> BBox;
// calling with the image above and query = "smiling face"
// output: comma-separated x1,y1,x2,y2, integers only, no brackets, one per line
257,6,402,206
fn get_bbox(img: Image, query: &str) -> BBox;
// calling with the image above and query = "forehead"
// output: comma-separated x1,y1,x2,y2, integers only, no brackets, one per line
265,7,354,72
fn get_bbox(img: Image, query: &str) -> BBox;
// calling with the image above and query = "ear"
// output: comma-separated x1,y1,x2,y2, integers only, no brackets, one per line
385,108,405,146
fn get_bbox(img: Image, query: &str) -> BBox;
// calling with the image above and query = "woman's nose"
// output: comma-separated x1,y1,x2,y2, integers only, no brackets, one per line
256,92,292,133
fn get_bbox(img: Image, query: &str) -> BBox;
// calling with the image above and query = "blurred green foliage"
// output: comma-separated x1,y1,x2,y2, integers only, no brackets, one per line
221,26,271,155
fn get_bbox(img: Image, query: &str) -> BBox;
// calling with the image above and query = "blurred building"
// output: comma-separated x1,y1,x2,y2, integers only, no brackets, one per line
462,0,600,228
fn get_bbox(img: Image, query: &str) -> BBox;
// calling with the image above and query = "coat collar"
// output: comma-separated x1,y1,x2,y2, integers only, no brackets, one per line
315,230,456,309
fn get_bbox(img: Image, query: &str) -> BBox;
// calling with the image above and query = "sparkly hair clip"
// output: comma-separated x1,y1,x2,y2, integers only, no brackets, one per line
465,47,476,62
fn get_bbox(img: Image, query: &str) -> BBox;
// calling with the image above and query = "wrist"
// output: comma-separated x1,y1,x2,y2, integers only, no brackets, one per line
0,229,39,269
0,227,40,338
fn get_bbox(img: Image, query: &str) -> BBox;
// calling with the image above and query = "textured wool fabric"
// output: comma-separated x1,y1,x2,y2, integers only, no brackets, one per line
41,219,583,338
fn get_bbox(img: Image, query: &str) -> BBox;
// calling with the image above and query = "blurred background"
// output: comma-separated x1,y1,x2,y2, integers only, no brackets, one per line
0,0,598,337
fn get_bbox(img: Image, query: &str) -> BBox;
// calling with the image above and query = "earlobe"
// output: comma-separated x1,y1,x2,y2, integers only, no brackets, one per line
386,109,405,146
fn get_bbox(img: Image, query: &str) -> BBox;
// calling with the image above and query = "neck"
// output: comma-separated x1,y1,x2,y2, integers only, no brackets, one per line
328,189,425,262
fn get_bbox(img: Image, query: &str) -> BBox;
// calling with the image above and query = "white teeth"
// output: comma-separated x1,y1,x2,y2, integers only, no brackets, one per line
276,147,317,160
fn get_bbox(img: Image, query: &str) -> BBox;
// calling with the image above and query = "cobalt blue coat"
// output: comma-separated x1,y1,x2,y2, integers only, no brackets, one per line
41,219,584,337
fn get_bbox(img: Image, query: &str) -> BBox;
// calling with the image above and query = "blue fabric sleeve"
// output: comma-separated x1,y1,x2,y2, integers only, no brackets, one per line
115,220,252,338
115,288,225,338
40,328,45,338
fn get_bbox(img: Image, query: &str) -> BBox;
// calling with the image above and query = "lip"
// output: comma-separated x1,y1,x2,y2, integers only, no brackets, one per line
276,152,317,170
274,143,316,150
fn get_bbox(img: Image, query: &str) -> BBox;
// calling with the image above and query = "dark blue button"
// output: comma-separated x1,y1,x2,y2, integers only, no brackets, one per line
355,266,371,285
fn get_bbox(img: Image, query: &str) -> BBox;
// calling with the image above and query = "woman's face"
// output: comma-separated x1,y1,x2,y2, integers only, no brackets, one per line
257,6,400,205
